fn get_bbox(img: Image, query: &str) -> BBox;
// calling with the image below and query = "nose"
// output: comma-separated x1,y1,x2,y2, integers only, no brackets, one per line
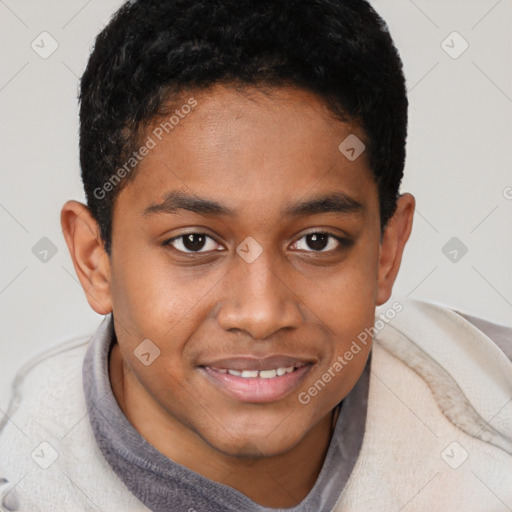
216,247,304,340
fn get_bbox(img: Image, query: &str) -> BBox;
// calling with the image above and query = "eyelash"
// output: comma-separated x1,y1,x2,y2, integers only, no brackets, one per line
162,231,349,255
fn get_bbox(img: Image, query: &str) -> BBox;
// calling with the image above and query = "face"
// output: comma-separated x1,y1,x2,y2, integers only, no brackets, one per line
70,84,413,458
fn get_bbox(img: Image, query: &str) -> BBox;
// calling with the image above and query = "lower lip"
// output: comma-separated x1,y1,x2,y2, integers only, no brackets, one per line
201,365,312,403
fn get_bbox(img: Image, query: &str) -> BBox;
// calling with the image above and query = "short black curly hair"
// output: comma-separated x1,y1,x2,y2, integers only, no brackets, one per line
79,0,408,256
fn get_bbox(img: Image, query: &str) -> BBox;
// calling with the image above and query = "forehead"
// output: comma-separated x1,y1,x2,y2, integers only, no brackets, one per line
114,84,377,224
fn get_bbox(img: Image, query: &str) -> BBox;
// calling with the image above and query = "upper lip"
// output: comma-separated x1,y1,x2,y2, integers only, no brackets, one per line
200,355,314,371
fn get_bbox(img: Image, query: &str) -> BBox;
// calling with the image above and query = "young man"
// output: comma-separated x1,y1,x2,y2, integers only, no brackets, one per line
1,0,511,511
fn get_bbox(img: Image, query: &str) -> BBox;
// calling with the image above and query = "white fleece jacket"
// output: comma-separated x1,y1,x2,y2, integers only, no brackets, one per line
1,297,511,511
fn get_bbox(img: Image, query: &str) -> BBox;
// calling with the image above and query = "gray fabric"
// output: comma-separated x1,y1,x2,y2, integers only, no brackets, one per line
454,310,512,360
83,314,370,512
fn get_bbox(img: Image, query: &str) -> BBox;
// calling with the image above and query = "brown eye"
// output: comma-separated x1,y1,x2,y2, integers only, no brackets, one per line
164,233,223,253
292,232,346,252
305,233,329,251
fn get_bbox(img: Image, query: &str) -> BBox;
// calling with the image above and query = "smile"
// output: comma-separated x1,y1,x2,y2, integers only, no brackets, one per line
209,362,307,379
199,358,313,403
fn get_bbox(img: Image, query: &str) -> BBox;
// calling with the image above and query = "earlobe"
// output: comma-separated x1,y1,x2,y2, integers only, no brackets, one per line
60,200,113,315
375,193,415,306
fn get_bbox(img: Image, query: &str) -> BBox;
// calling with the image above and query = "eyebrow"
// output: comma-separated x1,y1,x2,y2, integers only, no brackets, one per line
142,190,364,218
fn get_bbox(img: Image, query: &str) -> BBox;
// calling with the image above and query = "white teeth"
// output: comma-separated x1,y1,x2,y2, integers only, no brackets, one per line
216,366,299,378
259,369,277,379
241,370,259,378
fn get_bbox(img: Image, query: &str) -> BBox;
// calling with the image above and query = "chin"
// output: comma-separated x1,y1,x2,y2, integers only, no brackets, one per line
200,422,305,459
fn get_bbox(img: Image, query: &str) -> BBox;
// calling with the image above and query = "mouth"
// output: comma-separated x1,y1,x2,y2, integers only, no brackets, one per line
198,356,314,403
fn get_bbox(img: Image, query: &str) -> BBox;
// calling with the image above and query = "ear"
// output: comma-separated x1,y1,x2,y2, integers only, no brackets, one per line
376,193,415,306
60,200,113,315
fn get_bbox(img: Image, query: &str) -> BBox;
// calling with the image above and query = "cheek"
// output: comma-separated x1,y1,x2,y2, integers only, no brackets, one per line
299,242,378,390
303,247,379,333
110,250,230,363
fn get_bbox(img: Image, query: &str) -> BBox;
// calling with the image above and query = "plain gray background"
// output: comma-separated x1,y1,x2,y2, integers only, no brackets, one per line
1,0,511,411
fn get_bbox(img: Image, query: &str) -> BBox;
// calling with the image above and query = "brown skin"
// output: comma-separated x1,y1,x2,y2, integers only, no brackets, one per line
61,84,414,507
